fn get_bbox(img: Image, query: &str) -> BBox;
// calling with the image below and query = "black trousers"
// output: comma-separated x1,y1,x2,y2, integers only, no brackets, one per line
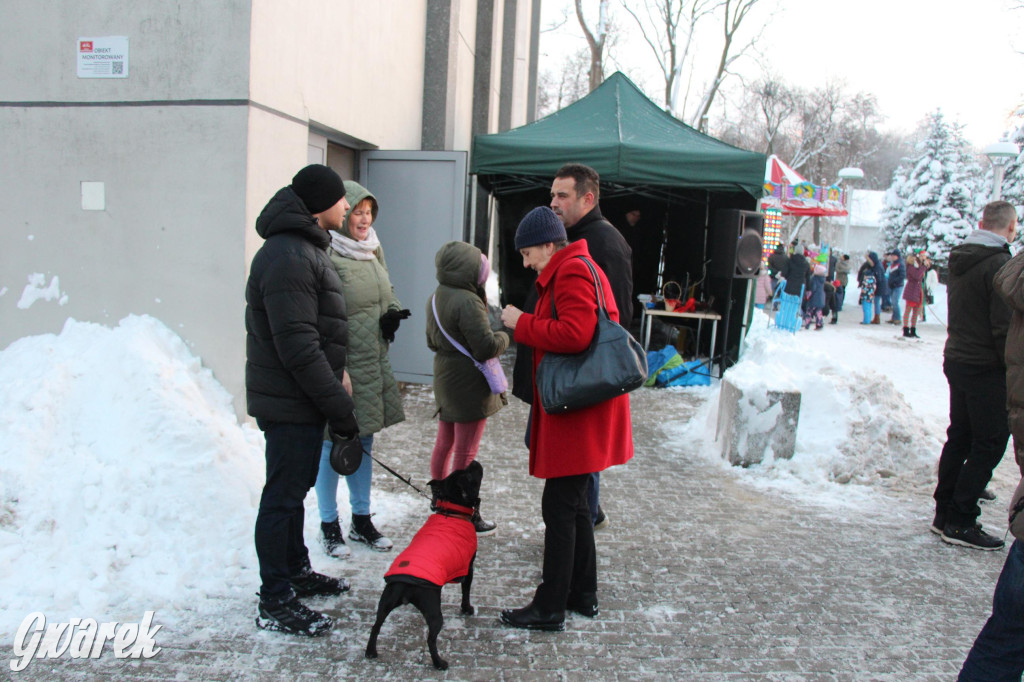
534,474,597,612
934,360,1010,527
254,420,324,598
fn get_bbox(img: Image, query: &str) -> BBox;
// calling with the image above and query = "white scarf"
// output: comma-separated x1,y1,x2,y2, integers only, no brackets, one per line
330,228,381,261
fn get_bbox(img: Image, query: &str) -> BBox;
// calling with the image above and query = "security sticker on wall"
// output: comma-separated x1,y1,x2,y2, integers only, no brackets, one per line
77,37,129,78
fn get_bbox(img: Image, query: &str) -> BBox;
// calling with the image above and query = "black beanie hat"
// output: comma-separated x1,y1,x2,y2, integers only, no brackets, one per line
514,207,567,249
291,164,346,214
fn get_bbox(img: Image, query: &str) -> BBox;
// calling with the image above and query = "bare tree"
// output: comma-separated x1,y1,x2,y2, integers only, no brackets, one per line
753,75,795,154
690,0,767,129
536,48,592,117
620,0,716,112
576,0,611,92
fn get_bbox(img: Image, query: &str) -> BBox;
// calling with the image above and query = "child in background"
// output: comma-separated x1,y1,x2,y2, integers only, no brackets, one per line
858,257,877,325
804,263,827,330
755,270,773,310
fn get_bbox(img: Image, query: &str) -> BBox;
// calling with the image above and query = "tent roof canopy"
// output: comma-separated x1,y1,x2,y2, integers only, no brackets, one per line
471,72,766,200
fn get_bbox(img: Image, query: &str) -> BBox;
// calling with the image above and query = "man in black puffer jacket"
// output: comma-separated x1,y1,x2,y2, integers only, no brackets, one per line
933,200,1017,551
246,164,359,636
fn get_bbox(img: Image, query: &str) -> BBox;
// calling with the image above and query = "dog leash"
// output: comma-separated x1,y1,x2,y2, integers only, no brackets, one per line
361,447,431,500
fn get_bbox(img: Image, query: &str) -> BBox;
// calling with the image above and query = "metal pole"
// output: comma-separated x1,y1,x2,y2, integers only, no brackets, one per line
993,166,1007,201
843,186,854,252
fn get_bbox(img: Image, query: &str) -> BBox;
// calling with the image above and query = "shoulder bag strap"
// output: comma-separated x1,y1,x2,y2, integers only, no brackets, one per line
431,294,474,361
549,255,608,320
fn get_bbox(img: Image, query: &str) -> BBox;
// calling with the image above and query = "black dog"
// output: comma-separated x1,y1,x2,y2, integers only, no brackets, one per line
365,461,483,670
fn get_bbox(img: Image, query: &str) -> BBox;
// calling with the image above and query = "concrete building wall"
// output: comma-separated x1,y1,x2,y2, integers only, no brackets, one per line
1,1,252,412
2,0,538,418
248,0,428,151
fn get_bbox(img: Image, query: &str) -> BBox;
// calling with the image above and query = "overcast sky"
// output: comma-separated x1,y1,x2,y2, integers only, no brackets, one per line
541,0,1024,149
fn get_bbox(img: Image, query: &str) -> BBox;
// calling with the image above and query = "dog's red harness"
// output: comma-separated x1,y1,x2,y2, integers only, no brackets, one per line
384,503,478,586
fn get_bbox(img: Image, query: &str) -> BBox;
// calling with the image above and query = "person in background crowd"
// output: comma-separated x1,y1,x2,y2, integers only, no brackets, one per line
886,250,907,325
866,251,887,324
768,243,789,284
835,253,852,312
314,181,409,556
246,164,355,636
922,253,937,323
755,269,774,310
857,255,877,325
499,206,633,631
902,251,926,338
426,241,510,534
932,201,1016,550
803,263,827,330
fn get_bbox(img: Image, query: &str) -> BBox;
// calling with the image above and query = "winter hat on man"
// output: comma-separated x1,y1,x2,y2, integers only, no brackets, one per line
291,164,346,214
514,207,567,249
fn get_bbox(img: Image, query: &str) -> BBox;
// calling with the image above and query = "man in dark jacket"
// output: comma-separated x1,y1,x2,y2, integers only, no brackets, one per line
511,163,632,530
767,243,789,282
932,200,1017,551
246,164,360,635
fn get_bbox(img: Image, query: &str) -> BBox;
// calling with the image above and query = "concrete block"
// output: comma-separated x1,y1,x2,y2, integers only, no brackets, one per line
716,378,800,466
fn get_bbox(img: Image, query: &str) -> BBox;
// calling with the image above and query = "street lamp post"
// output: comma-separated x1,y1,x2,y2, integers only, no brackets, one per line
838,167,864,253
984,141,1019,201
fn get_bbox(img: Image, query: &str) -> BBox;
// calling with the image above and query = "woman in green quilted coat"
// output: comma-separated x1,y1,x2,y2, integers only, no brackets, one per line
314,181,409,556
426,241,510,533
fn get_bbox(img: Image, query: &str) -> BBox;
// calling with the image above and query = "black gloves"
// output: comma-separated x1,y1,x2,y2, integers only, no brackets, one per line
380,309,411,343
329,411,359,441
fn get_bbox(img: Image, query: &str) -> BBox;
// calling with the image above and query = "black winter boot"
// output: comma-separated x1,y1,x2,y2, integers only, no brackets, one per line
902,326,910,337
910,327,919,338
320,520,350,558
349,514,393,551
472,507,497,536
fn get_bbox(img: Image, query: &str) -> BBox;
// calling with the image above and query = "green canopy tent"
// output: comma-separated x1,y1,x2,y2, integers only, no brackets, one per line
472,71,765,199
471,72,766,365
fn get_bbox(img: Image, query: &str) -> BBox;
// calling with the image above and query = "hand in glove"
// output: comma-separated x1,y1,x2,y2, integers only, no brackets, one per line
329,411,359,441
380,309,411,343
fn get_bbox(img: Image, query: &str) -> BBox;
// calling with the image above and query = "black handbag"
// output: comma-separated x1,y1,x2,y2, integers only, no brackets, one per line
536,256,648,414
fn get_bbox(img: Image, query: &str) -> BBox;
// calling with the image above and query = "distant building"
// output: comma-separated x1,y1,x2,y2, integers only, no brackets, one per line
1,1,540,416
844,190,886,255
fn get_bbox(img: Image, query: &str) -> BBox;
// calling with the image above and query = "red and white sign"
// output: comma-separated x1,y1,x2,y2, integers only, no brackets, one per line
76,36,129,79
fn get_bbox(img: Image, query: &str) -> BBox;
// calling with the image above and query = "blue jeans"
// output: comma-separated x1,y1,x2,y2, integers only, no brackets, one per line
889,285,904,321
960,539,1024,681
314,434,374,521
862,299,873,324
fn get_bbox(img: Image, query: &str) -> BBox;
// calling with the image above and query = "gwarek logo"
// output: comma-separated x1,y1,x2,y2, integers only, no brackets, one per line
79,41,93,52
10,611,162,672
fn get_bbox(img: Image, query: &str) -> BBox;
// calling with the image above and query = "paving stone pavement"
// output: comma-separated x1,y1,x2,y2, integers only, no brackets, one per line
25,355,1012,682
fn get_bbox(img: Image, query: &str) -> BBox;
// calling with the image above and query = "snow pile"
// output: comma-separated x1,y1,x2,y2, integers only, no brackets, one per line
670,309,942,504
0,315,267,634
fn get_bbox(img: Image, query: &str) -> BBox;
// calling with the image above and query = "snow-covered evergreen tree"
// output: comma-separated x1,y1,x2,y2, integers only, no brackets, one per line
886,110,980,269
880,166,908,252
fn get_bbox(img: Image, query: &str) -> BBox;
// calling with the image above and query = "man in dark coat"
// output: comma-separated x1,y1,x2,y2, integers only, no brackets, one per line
768,243,789,283
932,200,1017,551
511,163,632,530
246,164,360,636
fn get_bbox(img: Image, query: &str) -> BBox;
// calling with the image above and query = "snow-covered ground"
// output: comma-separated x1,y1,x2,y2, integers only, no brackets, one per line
0,281,1017,643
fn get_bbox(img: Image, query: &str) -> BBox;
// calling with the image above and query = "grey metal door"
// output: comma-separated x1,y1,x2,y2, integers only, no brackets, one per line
360,151,467,383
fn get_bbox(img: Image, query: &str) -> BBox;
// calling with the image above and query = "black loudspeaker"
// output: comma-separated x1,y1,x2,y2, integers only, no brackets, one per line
710,209,764,278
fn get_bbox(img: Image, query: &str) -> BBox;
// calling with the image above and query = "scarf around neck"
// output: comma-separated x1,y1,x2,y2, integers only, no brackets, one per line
330,228,381,261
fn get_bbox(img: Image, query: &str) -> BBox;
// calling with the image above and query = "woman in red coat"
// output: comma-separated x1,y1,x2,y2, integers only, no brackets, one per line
499,206,634,631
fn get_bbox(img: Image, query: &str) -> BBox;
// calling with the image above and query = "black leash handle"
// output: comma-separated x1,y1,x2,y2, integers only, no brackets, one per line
361,447,431,500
